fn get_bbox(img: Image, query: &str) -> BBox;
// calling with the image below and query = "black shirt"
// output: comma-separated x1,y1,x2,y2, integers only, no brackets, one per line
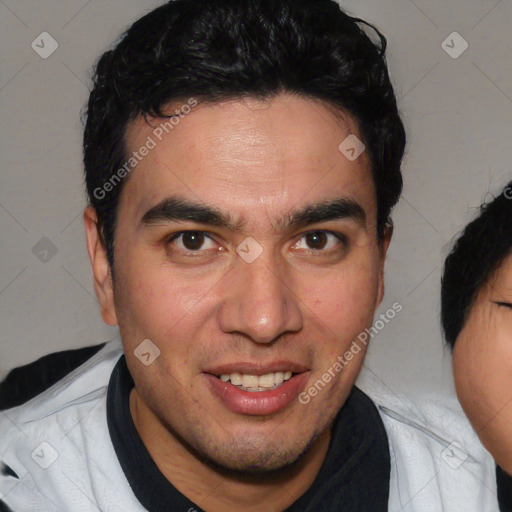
497,465,512,512
107,355,390,511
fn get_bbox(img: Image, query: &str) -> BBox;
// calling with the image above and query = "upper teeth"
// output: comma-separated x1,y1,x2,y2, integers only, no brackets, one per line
219,371,293,389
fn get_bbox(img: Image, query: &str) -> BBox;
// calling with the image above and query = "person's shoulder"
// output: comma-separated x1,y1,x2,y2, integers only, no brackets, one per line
0,336,123,450
0,336,128,511
356,369,500,511
356,368,478,444
0,341,109,410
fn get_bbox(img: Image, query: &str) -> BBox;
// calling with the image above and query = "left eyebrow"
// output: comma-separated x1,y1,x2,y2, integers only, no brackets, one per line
139,195,366,232
282,198,366,231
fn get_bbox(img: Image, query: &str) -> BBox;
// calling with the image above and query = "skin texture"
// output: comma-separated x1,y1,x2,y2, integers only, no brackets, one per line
84,93,391,511
453,254,512,475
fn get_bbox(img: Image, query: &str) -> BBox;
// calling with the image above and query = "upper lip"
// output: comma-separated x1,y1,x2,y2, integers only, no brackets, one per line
204,361,309,376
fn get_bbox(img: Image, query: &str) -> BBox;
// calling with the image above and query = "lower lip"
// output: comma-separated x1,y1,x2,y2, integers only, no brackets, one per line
204,373,310,416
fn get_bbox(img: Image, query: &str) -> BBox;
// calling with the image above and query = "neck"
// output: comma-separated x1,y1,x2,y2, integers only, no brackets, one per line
129,388,331,512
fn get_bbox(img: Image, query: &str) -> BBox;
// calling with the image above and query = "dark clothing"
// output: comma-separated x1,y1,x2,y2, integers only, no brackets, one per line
498,465,512,512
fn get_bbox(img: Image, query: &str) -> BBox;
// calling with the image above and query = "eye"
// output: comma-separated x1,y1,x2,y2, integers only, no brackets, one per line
291,230,346,252
167,231,217,252
494,301,512,309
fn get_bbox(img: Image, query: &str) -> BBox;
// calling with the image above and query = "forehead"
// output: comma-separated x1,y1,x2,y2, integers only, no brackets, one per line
121,94,375,226
485,255,512,293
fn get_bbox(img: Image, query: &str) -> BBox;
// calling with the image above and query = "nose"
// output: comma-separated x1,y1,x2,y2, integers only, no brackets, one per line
218,256,303,344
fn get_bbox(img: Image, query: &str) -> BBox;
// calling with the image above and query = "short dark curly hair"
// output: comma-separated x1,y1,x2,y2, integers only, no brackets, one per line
83,0,406,268
441,181,512,349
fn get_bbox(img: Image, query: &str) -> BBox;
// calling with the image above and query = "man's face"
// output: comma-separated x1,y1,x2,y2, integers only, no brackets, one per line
453,255,512,474
92,93,389,472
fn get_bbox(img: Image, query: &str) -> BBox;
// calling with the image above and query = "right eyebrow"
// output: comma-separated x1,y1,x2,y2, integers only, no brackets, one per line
139,196,245,231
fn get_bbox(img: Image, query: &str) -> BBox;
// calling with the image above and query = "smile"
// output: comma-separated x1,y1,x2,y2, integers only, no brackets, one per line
217,371,294,392
203,369,310,415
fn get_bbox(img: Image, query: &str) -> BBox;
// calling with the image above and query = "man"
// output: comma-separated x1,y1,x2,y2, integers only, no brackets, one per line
0,0,498,510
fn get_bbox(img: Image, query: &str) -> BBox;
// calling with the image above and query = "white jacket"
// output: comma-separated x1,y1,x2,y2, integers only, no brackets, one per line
0,336,500,511
358,370,499,511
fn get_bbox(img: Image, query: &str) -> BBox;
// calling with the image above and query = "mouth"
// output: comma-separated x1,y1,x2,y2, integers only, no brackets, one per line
216,371,295,392
202,365,310,415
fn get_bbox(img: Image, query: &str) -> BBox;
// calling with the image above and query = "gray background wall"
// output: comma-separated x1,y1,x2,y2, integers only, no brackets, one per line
1,0,511,401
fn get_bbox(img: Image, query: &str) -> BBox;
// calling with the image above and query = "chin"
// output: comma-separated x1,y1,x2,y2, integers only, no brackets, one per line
198,437,313,477
175,419,322,476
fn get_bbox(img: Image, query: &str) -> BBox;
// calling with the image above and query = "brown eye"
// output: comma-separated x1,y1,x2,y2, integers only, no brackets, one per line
305,231,328,250
168,231,217,253
292,230,346,253
181,231,205,250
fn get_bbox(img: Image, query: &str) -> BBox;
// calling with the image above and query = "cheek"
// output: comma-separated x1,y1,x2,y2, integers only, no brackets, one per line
454,326,512,428
302,257,380,341
113,258,207,341
454,329,512,472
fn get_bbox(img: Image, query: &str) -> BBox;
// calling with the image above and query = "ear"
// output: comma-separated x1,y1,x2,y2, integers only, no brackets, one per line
84,206,118,326
376,222,393,306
